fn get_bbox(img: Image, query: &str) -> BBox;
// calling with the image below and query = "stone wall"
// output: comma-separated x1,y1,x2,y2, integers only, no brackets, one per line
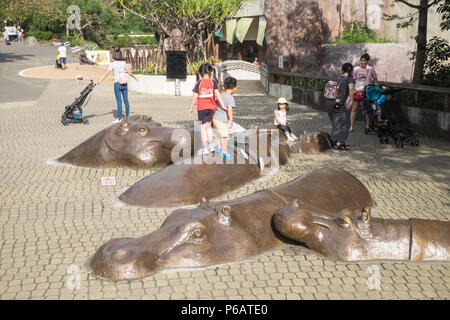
321,43,416,83
264,0,444,76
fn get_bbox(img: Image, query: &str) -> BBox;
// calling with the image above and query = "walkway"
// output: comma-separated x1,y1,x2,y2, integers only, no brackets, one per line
0,44,449,300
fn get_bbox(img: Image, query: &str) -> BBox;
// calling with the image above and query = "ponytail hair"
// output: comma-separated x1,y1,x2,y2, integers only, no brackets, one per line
198,63,213,77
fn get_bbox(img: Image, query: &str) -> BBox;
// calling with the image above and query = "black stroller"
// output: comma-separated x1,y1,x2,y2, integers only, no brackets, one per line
366,85,419,148
61,81,95,126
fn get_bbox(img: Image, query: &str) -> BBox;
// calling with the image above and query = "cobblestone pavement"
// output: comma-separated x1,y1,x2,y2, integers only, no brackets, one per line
0,79,449,300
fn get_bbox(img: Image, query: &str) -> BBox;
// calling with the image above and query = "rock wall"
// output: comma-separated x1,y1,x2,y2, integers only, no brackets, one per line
264,0,443,78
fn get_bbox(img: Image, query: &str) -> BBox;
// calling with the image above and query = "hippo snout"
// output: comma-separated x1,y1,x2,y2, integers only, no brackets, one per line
90,238,157,280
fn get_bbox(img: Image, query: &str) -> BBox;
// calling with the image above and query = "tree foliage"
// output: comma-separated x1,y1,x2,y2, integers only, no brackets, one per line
119,0,245,61
0,0,155,47
382,0,449,85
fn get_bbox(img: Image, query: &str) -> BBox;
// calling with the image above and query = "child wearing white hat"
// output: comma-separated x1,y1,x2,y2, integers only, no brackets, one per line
274,97,298,142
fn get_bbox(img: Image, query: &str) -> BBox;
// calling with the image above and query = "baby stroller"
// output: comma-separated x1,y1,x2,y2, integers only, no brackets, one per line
4,35,10,45
61,80,95,126
366,85,419,148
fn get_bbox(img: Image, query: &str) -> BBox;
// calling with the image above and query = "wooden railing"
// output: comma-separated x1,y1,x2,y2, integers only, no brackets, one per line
110,46,162,71
269,71,450,112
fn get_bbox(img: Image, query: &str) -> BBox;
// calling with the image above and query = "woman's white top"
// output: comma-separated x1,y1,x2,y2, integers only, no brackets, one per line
109,60,127,83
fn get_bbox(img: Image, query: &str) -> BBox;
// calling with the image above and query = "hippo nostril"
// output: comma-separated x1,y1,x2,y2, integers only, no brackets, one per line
112,249,132,260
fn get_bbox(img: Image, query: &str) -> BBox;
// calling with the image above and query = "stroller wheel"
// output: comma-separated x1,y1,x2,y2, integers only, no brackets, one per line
61,119,69,126
395,141,399,148
400,142,404,148
82,119,89,125
385,138,389,144
415,140,419,147
379,138,384,144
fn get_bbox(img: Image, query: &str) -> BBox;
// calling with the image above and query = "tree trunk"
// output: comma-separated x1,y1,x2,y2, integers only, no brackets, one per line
155,36,164,75
412,0,429,84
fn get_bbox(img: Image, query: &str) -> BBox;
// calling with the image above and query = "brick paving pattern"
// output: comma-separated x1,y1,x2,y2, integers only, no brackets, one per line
0,79,449,300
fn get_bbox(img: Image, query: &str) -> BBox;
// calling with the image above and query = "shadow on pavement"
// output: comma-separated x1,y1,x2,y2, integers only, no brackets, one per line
0,52,36,64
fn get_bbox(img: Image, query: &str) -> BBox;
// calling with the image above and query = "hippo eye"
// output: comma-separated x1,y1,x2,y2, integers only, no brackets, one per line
337,216,352,228
137,127,148,135
191,228,205,240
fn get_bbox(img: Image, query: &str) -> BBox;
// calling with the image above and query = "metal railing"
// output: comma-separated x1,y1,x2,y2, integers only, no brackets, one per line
269,71,450,112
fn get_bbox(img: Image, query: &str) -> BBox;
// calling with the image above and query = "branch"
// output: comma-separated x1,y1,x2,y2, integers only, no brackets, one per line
120,2,170,36
395,0,421,10
428,0,441,7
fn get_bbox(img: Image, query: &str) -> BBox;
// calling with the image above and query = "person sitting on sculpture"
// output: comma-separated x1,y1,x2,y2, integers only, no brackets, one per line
274,97,298,142
189,63,226,155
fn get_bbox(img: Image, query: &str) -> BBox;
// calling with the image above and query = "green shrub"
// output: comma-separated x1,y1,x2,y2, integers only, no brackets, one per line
136,36,157,47
26,30,52,40
142,61,166,75
187,58,222,75
329,21,392,44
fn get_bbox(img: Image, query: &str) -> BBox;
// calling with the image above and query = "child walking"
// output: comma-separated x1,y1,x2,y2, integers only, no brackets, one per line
274,97,298,142
212,76,237,160
189,63,226,155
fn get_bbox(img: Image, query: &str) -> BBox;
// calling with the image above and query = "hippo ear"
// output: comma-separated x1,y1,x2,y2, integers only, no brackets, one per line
361,207,371,223
217,206,232,226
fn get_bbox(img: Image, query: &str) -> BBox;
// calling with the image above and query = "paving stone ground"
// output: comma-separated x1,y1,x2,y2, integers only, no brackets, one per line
0,78,449,300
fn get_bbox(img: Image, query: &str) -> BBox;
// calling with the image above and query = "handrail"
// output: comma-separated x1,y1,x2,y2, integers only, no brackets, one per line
269,70,450,112
270,71,450,94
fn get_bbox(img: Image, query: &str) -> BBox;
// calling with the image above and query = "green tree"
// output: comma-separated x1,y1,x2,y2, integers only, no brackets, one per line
118,0,245,62
0,0,64,32
383,0,450,85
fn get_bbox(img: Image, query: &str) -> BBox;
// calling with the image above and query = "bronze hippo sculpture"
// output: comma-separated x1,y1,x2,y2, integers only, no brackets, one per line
290,131,332,154
119,129,291,207
57,115,192,169
90,168,374,280
274,200,450,261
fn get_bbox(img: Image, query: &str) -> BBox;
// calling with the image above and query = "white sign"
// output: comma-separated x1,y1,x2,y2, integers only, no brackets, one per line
101,176,116,186
66,5,81,36
86,50,111,65
278,56,283,69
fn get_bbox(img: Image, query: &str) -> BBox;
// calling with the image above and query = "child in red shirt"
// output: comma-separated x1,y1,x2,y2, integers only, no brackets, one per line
189,63,225,155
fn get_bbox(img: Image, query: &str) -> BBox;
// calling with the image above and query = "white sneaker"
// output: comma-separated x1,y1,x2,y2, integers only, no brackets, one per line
207,144,216,153
112,119,121,124
288,136,295,142
291,134,298,140
239,148,249,160
197,147,210,155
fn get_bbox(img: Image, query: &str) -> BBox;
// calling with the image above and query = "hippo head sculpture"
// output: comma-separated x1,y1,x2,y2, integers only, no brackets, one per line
57,115,192,169
90,197,282,280
91,168,376,280
274,200,450,262
290,131,332,154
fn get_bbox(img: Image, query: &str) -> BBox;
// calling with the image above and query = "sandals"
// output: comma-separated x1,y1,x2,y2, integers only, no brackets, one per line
334,142,350,150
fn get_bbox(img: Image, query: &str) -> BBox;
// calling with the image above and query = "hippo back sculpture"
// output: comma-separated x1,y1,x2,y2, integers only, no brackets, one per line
274,200,450,261
90,168,374,280
119,128,291,207
57,115,192,169
290,131,332,154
